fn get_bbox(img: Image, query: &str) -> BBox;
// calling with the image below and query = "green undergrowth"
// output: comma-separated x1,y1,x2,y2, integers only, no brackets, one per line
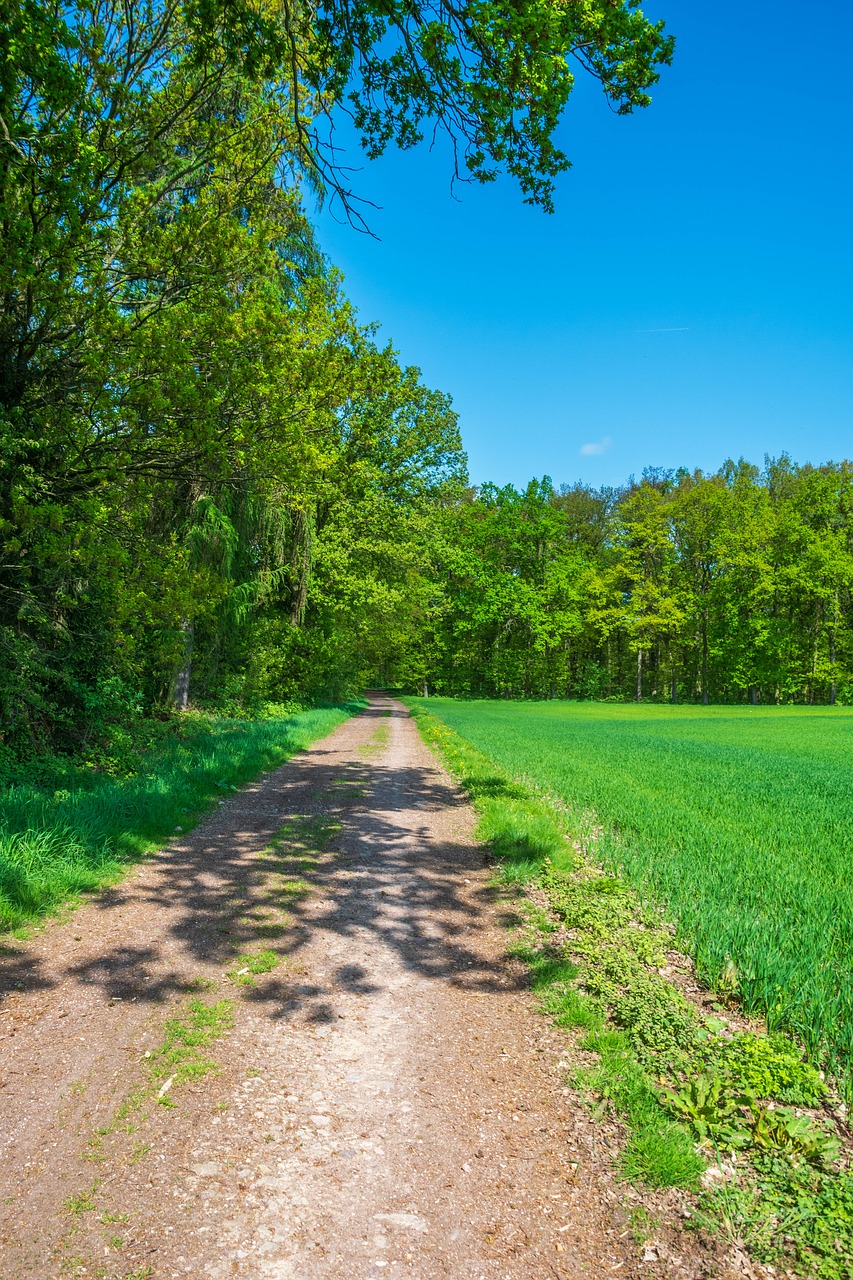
409,702,853,1280
0,702,360,931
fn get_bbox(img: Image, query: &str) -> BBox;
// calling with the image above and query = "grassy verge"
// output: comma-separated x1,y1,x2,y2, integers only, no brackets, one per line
408,701,853,1280
0,703,360,931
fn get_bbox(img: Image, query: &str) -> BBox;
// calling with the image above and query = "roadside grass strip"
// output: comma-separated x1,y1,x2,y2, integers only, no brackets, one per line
0,704,359,932
409,703,853,1280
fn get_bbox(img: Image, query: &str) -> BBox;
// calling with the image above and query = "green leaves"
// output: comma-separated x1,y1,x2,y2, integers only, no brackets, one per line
311,0,674,210
662,1073,754,1149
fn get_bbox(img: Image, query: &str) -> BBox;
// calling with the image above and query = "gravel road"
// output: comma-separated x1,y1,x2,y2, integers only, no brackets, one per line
0,697,679,1279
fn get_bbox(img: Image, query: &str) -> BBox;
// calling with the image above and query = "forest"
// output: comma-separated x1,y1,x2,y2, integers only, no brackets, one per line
2,0,849,782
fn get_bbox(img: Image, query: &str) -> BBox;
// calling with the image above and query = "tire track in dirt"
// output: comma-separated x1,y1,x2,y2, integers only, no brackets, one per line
0,697,713,1279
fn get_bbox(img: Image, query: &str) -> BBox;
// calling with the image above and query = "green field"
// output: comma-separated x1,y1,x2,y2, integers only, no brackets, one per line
413,699,853,1086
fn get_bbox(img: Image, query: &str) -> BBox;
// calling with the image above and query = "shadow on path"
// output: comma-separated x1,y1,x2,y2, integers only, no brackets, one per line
0,701,526,1025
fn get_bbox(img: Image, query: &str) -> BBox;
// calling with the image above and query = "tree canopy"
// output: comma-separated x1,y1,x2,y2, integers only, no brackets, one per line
45,0,853,780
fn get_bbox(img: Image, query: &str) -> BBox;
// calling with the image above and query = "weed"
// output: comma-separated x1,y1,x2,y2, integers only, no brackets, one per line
277,878,311,900
574,1028,704,1189
358,723,390,758
82,1134,106,1163
228,949,280,986
266,814,341,858
714,1032,826,1105
129,1142,151,1162
661,1074,753,1149
696,1152,853,1279
628,1203,659,1247
148,998,233,1086
750,1105,841,1165
64,1182,100,1217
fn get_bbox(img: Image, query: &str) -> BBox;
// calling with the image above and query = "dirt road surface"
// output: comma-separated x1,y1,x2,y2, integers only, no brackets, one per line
0,698,702,1280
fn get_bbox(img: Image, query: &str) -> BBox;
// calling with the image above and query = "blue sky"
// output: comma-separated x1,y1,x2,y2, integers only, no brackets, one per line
314,0,853,490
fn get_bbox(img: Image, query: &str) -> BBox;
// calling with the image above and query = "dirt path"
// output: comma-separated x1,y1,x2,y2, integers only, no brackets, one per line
1,698,690,1280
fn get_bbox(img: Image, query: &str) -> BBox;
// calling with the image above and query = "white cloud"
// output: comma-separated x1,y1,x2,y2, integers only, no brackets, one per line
579,436,612,457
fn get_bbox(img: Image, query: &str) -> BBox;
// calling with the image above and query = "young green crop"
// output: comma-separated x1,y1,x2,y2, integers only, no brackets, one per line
412,699,853,1093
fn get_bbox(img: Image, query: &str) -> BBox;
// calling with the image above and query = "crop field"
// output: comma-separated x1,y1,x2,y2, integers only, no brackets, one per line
413,699,853,1088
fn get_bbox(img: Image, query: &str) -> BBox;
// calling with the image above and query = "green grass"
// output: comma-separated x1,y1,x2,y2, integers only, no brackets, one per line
411,702,853,1274
412,698,853,1092
0,704,358,931
149,997,234,1087
228,948,281,986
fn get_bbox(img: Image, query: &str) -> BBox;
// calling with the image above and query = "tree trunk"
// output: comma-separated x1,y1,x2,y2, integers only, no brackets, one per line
636,648,643,702
701,615,709,705
809,603,820,704
830,592,838,705
670,645,678,703
171,617,194,711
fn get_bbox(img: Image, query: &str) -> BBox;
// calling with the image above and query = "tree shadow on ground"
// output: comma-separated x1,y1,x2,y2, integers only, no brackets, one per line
0,700,528,1024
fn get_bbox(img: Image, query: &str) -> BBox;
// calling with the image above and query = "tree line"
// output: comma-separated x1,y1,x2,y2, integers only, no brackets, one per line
399,460,853,706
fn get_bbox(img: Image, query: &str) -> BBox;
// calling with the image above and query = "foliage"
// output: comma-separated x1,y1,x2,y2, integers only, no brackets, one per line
661,1073,753,1149
0,0,473,755
715,1033,827,1107
0,0,675,763
304,0,674,212
697,1153,853,1280
408,464,853,706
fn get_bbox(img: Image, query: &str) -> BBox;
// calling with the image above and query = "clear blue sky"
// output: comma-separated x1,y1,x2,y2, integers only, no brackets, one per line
313,0,853,490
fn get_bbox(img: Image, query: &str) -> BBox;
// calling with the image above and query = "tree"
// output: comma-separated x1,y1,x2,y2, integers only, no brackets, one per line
299,0,675,213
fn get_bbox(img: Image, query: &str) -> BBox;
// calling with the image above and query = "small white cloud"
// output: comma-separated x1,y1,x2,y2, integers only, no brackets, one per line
579,436,611,457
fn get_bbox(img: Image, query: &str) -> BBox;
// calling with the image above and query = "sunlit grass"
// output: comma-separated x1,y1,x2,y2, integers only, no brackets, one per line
0,705,357,930
412,698,853,1093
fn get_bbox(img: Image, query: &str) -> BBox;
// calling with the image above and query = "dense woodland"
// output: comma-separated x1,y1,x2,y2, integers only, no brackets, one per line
2,0,848,775
418,463,853,706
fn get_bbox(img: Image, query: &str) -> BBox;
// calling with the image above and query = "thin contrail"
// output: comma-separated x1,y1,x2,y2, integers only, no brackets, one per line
638,326,690,333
